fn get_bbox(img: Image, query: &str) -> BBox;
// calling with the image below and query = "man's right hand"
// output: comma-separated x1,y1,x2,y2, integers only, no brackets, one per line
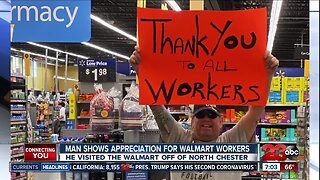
129,46,141,74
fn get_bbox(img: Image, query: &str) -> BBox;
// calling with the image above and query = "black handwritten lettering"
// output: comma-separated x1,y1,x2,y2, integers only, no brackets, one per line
248,85,260,102
144,79,176,104
203,59,238,72
221,85,231,99
241,32,256,49
161,23,174,54
195,15,209,58
207,72,219,100
192,83,205,99
174,38,184,54
188,63,195,69
177,83,192,96
224,35,238,49
210,20,232,56
203,59,214,71
223,60,238,71
185,36,195,55
140,18,172,53
176,60,191,70
233,85,245,104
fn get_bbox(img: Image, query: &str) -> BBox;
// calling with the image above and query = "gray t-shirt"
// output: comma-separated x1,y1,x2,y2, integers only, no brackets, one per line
150,106,256,180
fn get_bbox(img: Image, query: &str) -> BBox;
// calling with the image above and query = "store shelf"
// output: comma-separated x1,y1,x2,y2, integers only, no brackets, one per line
258,122,297,126
259,141,297,144
12,175,27,180
78,101,91,104
11,121,27,125
11,131,26,136
11,153,24,158
39,133,51,137
266,104,302,107
11,142,25,148
77,116,91,119
11,99,27,103
11,110,27,114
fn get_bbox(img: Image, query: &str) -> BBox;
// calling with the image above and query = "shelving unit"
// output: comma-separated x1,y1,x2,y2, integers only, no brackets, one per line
10,75,27,163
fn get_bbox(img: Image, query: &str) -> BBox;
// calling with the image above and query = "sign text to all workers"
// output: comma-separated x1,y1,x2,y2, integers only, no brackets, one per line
138,8,268,105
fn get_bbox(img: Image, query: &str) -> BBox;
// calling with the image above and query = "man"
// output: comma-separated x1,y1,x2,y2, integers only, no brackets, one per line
129,46,279,180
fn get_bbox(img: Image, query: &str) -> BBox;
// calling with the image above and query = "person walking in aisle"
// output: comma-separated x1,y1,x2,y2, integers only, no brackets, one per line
129,46,279,180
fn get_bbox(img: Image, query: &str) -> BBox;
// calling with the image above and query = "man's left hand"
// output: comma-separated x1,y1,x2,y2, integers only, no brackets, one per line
265,50,279,75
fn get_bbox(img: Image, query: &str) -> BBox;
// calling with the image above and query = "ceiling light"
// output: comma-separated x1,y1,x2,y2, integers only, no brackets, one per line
11,48,65,62
166,0,182,11
27,42,89,59
82,42,130,60
91,14,137,42
267,0,283,52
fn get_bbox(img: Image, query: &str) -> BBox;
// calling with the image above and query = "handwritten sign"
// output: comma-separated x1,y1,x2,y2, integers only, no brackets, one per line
137,8,267,105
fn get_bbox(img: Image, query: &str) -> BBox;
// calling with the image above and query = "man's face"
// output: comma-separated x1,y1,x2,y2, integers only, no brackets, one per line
192,109,223,142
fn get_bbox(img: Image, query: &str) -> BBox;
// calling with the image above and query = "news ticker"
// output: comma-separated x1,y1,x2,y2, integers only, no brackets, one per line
25,143,258,162
10,162,259,172
10,162,298,172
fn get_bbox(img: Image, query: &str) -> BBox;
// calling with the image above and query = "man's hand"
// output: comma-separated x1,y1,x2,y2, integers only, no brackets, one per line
265,50,279,76
129,46,141,74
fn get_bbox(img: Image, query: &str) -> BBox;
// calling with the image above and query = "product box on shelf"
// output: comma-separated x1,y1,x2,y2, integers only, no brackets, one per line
268,77,283,104
261,128,289,142
261,110,291,123
282,77,304,104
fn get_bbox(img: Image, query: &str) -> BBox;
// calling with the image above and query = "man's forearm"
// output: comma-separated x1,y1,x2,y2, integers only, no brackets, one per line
149,105,178,141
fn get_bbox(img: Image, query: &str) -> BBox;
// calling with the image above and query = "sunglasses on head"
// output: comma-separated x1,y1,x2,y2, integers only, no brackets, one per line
195,109,219,119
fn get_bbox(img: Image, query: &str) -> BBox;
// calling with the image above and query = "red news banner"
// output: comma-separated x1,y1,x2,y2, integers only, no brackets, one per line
137,8,268,105
25,144,56,161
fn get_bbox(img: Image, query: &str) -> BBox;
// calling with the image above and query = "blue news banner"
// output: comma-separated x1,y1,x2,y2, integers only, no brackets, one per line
11,144,259,172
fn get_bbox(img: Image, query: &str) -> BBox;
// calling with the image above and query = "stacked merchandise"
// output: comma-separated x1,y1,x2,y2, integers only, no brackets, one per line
119,82,146,131
89,84,116,131
10,75,28,179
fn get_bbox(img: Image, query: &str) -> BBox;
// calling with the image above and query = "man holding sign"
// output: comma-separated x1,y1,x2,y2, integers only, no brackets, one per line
131,7,279,180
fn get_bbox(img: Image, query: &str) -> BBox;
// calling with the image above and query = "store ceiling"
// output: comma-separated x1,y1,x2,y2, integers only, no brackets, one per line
11,0,309,67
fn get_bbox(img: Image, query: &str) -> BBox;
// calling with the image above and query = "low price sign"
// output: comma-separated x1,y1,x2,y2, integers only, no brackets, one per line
78,59,116,82
137,8,268,105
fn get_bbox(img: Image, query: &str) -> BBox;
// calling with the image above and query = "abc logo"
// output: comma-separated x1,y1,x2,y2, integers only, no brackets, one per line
285,145,299,160
261,144,299,161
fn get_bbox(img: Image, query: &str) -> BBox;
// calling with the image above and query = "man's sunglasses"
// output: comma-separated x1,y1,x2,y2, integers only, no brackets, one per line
195,109,219,119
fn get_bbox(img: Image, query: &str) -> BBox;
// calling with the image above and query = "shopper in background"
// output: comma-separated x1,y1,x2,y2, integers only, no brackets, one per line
129,46,279,180
59,101,67,133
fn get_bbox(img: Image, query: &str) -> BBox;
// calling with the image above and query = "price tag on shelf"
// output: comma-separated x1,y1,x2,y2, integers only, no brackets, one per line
262,162,280,172
78,59,116,82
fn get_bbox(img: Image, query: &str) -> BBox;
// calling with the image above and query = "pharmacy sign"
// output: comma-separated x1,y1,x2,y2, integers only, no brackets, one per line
11,0,91,42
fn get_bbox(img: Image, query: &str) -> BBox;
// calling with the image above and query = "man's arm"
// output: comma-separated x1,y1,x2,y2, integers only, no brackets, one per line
149,105,183,142
237,51,279,141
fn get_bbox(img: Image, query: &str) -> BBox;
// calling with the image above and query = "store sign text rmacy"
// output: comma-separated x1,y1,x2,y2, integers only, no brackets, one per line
11,0,91,42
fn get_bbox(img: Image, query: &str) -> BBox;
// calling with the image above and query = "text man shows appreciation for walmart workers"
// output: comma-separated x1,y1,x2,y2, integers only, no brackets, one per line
129,45,279,180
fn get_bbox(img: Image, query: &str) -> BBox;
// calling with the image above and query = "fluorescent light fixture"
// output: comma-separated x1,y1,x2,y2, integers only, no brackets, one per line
27,42,89,59
53,75,78,82
91,14,137,42
166,0,182,11
267,0,283,52
11,48,65,62
82,42,130,60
